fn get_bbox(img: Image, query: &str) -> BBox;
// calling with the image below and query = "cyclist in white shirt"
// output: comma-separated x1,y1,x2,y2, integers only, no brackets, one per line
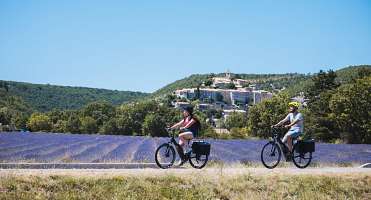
273,102,303,153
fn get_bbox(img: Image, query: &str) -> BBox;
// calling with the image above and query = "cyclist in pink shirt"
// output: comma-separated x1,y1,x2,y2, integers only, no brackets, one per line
170,106,200,165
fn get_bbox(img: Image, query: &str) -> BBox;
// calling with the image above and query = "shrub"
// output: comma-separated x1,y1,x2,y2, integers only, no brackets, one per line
27,113,52,132
80,116,98,134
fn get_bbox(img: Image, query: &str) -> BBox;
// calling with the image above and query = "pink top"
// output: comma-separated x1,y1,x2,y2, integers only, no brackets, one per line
182,116,193,127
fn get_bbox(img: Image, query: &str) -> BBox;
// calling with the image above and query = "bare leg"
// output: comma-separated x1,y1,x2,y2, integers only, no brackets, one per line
178,132,193,156
179,136,185,147
287,135,293,152
176,132,193,163
179,132,193,145
180,133,193,153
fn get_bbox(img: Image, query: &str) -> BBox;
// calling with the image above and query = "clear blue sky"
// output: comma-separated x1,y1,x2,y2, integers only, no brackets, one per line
1,1,370,93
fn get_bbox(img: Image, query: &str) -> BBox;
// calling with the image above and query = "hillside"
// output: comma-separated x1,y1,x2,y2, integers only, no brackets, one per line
0,80,149,112
284,65,371,95
335,65,371,83
151,74,210,97
153,65,371,98
151,73,309,97
1,65,368,112
0,87,32,129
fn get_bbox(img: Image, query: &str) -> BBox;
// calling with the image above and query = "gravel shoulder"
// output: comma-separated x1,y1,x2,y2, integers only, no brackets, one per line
1,167,370,178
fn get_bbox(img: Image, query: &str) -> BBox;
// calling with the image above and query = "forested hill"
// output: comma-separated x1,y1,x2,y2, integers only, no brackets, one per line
151,73,309,97
152,65,371,98
0,65,369,112
0,80,149,112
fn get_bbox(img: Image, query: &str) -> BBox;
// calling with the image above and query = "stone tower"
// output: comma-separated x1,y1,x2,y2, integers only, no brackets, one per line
226,69,231,79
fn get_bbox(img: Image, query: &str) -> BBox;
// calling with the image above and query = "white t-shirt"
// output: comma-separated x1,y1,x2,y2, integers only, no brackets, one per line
283,112,304,132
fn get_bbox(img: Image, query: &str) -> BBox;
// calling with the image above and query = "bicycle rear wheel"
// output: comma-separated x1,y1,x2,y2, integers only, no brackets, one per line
261,142,281,169
292,143,312,168
189,153,208,169
155,143,176,169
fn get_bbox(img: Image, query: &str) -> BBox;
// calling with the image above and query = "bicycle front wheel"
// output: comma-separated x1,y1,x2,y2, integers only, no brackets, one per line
292,143,312,169
155,143,176,169
261,142,281,169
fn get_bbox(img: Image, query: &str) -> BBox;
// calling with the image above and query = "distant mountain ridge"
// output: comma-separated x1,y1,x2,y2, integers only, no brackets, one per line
0,80,149,112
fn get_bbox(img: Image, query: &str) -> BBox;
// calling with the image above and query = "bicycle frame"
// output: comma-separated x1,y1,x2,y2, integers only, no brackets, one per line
270,128,291,157
166,129,191,159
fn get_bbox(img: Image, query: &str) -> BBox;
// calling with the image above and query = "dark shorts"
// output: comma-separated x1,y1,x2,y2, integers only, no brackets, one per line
180,128,196,137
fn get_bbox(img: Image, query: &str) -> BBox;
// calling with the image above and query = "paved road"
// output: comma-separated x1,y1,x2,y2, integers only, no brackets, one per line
0,163,158,169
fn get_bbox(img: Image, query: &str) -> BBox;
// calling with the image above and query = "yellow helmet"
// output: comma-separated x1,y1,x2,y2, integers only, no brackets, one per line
288,102,300,108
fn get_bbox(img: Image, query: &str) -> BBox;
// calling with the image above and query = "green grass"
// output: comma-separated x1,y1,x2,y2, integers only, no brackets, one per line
0,173,370,200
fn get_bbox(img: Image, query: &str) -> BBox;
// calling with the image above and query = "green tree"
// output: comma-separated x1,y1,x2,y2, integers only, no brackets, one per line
0,107,12,125
52,120,67,133
329,77,371,144
305,70,340,142
307,70,339,103
163,94,176,107
11,113,28,130
125,101,159,134
356,67,371,80
27,113,52,132
80,116,98,134
115,117,135,135
247,94,289,138
47,109,64,124
81,101,115,127
65,114,81,133
204,79,213,87
226,83,236,90
99,118,118,134
225,112,247,130
142,113,167,137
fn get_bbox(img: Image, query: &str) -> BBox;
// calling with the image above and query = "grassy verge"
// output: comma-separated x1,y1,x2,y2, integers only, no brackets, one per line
205,160,363,168
0,172,370,200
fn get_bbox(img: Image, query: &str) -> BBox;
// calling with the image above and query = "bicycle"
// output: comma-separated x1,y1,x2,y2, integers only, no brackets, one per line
155,128,210,169
260,127,315,169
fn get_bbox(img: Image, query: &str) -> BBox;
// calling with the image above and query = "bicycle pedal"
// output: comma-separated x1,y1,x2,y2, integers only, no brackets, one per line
285,154,292,162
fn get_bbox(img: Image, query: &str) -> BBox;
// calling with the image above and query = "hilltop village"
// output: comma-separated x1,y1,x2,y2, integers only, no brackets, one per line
172,72,274,127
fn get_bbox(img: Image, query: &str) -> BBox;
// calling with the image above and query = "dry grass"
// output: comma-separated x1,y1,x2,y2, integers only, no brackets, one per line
0,167,370,200
204,160,363,169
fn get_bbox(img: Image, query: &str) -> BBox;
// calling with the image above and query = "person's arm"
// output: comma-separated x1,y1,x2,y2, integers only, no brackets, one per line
274,114,290,127
170,120,184,130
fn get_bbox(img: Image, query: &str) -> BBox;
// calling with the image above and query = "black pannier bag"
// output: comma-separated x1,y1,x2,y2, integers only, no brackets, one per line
192,141,211,156
296,139,315,153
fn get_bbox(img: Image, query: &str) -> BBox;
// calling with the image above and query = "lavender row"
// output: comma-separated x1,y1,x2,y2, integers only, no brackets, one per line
0,132,370,164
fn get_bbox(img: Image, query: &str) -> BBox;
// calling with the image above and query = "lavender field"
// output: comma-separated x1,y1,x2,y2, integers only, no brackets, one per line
0,132,370,164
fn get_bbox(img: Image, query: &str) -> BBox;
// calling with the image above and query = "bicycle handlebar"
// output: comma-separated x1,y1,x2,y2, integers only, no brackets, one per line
270,126,282,138
165,127,177,138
